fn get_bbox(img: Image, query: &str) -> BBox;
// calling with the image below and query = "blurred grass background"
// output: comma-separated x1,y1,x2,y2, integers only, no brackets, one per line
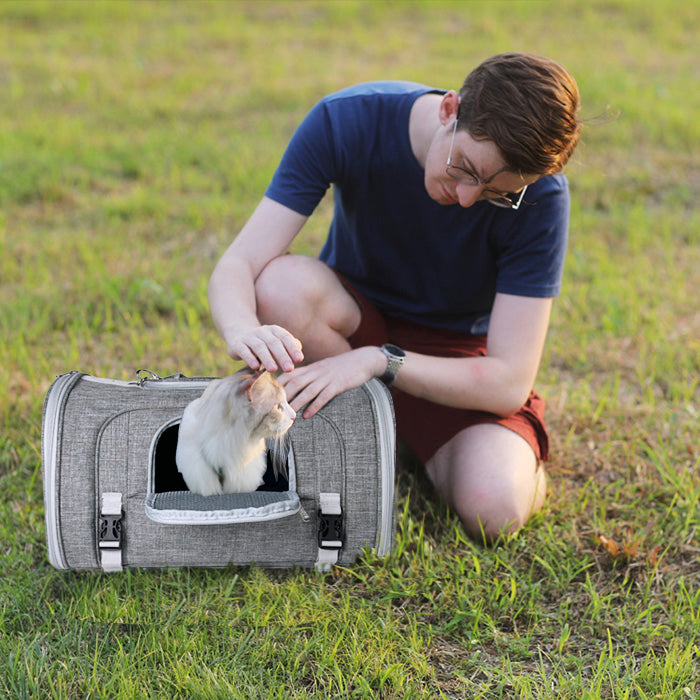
1,1,698,697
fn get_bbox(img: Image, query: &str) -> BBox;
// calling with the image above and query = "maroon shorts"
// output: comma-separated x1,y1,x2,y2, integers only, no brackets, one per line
336,273,550,464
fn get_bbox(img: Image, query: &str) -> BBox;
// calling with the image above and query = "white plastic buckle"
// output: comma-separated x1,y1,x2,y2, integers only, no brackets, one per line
99,492,123,572
315,492,342,572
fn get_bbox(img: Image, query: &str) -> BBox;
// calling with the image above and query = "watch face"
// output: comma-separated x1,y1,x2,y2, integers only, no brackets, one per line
383,343,405,358
380,343,405,387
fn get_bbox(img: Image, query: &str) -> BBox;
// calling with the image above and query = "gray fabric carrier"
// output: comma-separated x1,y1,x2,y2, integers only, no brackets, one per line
42,371,396,572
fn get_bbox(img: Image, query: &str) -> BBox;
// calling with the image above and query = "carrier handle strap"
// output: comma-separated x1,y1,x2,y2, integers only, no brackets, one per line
99,492,124,572
315,492,343,572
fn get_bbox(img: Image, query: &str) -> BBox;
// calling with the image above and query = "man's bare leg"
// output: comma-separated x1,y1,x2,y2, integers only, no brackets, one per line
426,423,547,541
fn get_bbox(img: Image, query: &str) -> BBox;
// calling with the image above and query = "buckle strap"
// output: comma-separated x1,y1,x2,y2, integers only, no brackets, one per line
99,492,123,572
315,492,343,572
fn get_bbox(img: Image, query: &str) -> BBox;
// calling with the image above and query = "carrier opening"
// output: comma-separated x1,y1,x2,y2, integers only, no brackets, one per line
152,423,290,494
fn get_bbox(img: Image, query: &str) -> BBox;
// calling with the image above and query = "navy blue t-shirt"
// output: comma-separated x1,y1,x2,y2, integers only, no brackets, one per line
265,81,570,334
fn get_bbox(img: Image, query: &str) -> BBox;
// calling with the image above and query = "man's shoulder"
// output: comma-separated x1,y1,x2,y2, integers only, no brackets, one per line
322,81,440,106
529,172,569,194
326,80,438,98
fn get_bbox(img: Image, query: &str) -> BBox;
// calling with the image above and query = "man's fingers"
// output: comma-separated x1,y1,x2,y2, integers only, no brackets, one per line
286,380,333,418
230,336,278,372
281,336,305,365
277,365,342,418
228,325,304,373
227,342,261,370
268,326,304,367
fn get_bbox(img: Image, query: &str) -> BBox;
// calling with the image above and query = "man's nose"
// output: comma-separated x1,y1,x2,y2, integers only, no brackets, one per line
455,182,484,208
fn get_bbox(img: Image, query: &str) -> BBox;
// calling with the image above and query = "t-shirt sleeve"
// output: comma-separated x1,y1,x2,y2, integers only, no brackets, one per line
265,100,337,217
494,176,570,298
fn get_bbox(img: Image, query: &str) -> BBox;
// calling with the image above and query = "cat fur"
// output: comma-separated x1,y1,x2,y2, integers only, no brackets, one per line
175,370,296,496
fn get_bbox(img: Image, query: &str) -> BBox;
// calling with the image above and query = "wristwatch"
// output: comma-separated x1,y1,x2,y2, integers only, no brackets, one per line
379,344,406,387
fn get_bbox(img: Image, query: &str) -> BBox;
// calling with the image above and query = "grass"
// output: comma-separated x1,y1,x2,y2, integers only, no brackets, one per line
1,0,698,697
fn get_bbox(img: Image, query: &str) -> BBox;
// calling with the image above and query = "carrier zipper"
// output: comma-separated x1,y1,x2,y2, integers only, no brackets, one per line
138,380,212,389
81,375,212,390
364,379,396,557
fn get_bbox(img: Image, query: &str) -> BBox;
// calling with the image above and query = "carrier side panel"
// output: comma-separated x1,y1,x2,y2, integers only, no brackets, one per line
288,409,348,561
58,379,203,569
327,386,383,564
57,379,126,568
340,387,383,562
290,386,382,565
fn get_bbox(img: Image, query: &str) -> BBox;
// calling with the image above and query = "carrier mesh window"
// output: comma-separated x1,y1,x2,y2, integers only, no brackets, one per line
152,424,290,494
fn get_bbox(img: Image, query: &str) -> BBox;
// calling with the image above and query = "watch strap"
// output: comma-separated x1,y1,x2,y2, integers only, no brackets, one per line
379,344,405,387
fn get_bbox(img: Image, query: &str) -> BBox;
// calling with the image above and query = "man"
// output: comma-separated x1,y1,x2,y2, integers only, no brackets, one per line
208,53,581,541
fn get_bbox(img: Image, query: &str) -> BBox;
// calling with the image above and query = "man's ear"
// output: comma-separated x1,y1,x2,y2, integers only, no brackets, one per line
438,90,460,126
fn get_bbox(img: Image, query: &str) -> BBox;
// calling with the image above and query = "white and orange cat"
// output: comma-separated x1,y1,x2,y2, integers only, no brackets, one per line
175,369,296,496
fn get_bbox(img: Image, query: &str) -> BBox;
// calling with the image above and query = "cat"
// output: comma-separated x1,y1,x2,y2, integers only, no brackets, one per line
175,369,296,496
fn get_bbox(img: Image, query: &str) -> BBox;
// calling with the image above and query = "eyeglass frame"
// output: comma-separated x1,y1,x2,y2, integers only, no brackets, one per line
445,117,528,210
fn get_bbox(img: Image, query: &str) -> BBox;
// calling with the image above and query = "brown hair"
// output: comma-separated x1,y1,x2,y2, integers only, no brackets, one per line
458,53,581,175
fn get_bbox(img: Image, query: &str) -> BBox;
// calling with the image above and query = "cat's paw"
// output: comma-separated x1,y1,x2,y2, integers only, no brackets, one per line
192,480,224,497
178,461,224,497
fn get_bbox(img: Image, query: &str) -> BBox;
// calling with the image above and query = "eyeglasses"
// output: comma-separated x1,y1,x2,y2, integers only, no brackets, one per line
445,118,527,210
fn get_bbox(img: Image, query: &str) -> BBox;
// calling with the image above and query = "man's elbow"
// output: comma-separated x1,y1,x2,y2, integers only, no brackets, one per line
490,384,533,418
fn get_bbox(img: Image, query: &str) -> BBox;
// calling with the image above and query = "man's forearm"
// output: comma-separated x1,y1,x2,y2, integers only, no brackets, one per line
394,351,535,418
208,254,261,350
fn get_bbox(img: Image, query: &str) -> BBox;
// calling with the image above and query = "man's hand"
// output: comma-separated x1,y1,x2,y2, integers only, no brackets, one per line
277,346,386,418
227,324,304,373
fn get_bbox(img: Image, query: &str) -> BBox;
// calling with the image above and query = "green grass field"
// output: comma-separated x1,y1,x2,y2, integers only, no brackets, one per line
1,1,698,697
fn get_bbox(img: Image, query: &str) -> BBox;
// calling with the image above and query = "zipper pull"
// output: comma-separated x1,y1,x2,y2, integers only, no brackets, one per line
298,504,311,523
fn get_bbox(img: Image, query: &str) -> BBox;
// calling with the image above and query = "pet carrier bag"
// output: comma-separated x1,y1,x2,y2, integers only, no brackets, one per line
42,370,395,572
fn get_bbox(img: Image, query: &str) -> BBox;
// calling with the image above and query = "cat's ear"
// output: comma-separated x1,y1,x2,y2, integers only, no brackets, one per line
239,369,266,402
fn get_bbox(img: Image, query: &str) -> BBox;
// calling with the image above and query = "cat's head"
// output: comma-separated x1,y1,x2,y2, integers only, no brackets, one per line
230,369,296,439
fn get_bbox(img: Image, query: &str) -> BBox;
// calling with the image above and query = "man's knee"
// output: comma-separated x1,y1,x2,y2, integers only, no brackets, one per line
426,426,547,543
460,487,530,542
255,255,320,326
256,255,361,340
461,467,546,542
